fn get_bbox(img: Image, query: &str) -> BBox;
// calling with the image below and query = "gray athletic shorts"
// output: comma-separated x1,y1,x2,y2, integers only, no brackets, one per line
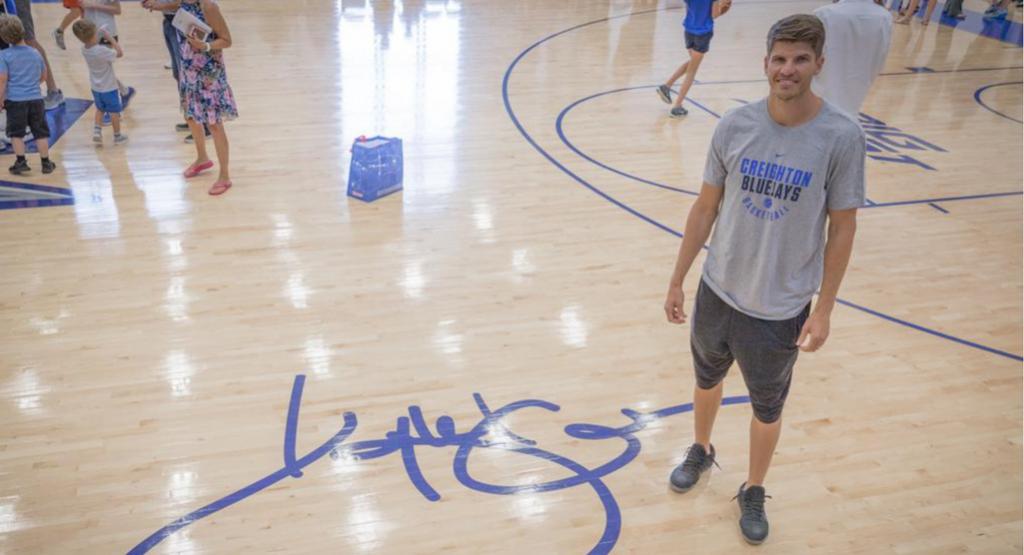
13,0,34,41
690,279,809,423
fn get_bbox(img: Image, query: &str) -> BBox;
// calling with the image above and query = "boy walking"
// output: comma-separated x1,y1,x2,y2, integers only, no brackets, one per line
0,14,55,174
657,0,731,118
72,19,127,145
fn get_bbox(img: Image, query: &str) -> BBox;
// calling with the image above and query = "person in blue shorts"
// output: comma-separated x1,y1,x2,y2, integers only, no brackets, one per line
73,19,127,145
657,0,731,118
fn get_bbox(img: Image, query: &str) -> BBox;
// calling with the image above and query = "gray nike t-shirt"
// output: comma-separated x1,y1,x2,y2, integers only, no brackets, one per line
701,98,866,320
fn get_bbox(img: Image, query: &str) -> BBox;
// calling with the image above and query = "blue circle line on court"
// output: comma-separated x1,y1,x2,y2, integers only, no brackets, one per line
503,8,1023,363
973,81,1024,124
556,85,1023,210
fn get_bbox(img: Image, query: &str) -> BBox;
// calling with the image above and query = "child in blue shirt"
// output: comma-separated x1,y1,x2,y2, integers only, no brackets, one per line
0,14,54,174
657,0,731,118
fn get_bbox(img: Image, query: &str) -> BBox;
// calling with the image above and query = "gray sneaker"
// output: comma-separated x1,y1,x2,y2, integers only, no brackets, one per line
657,84,673,104
735,482,770,545
113,133,129,145
44,90,65,111
670,106,689,118
669,443,717,493
53,28,66,50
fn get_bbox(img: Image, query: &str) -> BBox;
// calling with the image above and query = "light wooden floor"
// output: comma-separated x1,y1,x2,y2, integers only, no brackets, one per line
1,0,1021,553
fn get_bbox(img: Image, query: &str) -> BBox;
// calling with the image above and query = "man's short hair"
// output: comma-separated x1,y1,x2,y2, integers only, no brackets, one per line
766,14,826,58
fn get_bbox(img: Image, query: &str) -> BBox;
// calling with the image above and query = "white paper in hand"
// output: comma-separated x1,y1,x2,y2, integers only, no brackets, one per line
172,8,213,42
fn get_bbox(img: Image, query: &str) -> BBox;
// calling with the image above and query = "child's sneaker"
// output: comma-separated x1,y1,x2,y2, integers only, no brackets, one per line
657,84,673,104
43,90,64,111
113,133,128,145
670,106,689,118
41,159,56,174
9,158,30,175
53,28,66,50
121,87,136,110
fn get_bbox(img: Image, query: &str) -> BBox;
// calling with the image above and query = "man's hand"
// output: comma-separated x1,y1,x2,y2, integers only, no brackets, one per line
664,285,687,324
797,309,831,352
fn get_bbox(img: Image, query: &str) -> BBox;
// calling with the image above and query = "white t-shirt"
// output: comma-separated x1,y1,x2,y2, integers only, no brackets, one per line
82,44,118,93
812,0,892,118
84,0,119,38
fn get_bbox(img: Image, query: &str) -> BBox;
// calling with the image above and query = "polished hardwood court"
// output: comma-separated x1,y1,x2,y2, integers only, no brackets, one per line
0,0,1021,553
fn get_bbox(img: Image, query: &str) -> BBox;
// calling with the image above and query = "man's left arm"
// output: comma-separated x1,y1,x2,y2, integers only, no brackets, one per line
797,208,857,352
797,125,866,352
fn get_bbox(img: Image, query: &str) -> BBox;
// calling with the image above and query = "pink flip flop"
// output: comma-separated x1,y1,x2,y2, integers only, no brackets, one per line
208,180,232,196
184,160,214,178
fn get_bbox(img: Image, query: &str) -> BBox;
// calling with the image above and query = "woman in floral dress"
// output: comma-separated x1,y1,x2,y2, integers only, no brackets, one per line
179,0,237,195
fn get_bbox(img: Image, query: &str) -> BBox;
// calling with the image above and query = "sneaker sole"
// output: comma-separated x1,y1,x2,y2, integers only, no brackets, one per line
669,481,695,493
669,111,688,119
741,534,765,546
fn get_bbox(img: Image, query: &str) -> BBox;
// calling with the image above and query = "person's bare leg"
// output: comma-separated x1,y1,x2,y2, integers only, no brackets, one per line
111,113,121,135
186,118,210,166
36,137,49,159
896,0,921,22
672,50,705,109
664,60,690,88
693,382,723,453
921,0,939,24
12,137,25,157
747,416,782,487
208,122,230,182
58,8,80,32
25,39,57,93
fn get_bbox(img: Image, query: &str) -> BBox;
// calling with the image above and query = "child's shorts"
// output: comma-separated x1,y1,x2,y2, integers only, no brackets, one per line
4,99,50,139
92,89,123,114
685,31,713,54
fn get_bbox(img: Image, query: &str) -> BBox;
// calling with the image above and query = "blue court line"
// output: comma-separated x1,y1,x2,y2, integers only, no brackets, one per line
973,81,1024,124
928,202,949,213
865,190,1023,208
505,8,1023,363
836,298,1022,361
556,85,1022,211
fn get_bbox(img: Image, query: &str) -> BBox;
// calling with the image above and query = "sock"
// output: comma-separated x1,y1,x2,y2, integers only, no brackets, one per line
94,125,101,133
16,155,25,162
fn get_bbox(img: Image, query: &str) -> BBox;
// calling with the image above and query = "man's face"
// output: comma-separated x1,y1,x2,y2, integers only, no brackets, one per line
763,40,824,101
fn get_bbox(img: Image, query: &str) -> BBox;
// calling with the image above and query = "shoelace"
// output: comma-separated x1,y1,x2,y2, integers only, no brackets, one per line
681,446,722,472
732,490,772,520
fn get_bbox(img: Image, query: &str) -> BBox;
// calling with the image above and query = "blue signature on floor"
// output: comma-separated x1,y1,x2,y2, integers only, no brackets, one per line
127,375,749,554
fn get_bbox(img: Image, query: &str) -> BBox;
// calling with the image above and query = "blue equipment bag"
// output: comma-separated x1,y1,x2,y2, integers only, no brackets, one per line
347,136,403,202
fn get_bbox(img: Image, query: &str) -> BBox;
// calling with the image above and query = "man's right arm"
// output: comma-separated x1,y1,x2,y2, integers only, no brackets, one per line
664,183,724,324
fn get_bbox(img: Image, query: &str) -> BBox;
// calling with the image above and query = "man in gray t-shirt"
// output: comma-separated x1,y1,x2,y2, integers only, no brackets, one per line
663,14,865,545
